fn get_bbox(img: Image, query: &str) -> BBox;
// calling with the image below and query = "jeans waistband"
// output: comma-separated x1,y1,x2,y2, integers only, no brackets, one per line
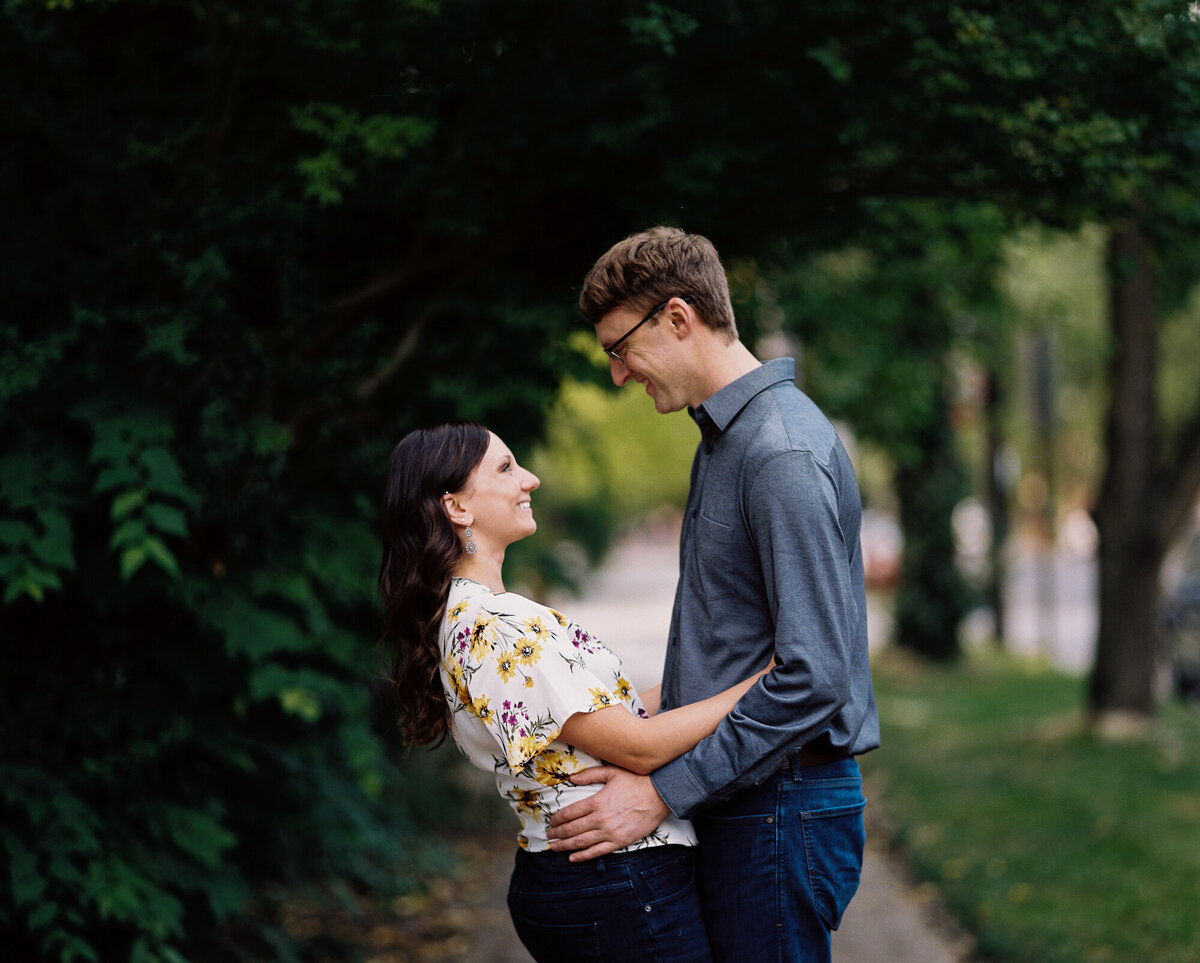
516,842,694,873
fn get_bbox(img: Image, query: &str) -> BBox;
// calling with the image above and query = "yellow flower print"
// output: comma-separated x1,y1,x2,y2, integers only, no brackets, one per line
444,661,470,706
496,649,518,684
470,613,498,659
471,694,493,723
524,676,535,689
536,749,582,786
447,599,469,620
547,608,569,627
511,731,538,762
524,616,551,642
615,677,633,702
509,788,542,817
589,687,617,710
516,638,543,665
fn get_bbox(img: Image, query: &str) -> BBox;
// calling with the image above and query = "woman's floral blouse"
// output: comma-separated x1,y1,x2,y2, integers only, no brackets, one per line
439,577,697,852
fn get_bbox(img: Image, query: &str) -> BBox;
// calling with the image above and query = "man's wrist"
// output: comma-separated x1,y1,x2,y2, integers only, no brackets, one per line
649,757,706,820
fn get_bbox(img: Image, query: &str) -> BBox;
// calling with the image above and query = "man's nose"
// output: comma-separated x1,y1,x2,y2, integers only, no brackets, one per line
609,357,631,386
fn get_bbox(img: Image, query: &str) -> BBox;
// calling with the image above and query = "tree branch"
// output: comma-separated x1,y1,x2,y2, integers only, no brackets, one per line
354,305,439,401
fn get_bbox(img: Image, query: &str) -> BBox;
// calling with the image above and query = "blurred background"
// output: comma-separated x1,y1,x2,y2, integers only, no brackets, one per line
3,1,1200,960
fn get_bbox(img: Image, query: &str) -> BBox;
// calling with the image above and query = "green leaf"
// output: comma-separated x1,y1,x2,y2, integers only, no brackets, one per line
297,151,356,205
142,537,180,578
32,509,74,568
140,449,198,507
90,413,173,463
247,662,353,721
51,931,100,960
0,520,36,547
5,837,46,906
144,503,188,538
162,806,236,869
205,593,315,660
94,464,142,492
279,686,323,722
111,489,148,520
110,519,148,549
120,545,148,581
3,566,62,603
27,899,58,931
59,936,100,963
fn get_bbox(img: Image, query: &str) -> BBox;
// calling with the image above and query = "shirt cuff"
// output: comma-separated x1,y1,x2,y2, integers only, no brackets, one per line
650,756,711,820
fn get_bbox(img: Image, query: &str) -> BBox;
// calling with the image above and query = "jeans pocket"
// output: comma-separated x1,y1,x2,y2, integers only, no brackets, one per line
631,850,712,963
632,849,697,905
508,916,602,962
800,800,866,930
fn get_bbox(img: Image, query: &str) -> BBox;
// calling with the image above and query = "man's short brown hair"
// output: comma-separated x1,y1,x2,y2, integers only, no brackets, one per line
579,226,737,339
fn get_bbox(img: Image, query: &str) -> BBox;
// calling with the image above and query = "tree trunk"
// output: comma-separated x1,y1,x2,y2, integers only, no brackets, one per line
894,390,972,660
1089,218,1166,721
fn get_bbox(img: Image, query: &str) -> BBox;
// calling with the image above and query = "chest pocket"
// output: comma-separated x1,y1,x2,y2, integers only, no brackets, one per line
692,513,738,601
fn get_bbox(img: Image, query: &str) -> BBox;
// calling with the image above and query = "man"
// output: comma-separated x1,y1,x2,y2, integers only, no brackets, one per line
546,226,880,962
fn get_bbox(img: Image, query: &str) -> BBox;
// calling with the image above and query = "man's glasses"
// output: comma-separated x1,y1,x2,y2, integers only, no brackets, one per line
604,297,691,364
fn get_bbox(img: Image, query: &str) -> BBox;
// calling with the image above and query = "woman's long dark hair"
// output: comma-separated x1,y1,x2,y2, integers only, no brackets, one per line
379,422,490,746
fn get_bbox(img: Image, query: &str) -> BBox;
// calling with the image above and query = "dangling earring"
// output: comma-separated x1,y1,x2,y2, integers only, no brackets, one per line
464,526,477,555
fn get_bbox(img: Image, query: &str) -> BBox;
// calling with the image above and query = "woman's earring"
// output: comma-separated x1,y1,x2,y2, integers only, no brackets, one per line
464,526,477,556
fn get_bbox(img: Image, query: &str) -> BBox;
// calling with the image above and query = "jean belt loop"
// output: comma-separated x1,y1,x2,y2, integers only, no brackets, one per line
594,854,607,877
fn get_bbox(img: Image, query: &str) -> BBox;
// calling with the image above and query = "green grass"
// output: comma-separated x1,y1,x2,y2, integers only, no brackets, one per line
861,649,1200,962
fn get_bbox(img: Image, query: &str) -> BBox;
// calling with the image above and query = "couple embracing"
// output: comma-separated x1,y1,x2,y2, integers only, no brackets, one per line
379,227,880,962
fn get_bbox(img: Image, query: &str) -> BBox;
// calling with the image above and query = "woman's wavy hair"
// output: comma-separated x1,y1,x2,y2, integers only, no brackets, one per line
379,421,490,746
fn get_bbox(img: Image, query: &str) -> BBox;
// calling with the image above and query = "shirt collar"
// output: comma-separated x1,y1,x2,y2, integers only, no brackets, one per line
690,358,796,438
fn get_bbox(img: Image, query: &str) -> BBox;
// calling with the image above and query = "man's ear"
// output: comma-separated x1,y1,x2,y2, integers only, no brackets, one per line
666,297,693,339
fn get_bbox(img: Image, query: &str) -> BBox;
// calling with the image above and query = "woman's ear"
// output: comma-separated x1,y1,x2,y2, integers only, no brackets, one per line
441,492,472,528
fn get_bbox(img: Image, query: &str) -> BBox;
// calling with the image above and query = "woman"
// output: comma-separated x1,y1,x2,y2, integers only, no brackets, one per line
379,422,767,963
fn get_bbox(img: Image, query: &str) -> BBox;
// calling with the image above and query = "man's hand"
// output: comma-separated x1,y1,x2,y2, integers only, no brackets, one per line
546,766,670,862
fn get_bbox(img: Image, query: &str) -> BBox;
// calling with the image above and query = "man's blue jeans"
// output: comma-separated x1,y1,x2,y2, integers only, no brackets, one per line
507,844,712,962
692,756,866,962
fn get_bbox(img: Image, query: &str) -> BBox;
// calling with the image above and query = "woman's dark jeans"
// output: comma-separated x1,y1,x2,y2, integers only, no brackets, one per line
506,844,712,962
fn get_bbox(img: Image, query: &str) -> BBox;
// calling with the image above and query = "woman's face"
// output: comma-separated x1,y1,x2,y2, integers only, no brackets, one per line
457,432,540,550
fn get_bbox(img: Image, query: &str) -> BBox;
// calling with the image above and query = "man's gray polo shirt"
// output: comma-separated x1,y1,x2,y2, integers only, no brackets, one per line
651,358,880,819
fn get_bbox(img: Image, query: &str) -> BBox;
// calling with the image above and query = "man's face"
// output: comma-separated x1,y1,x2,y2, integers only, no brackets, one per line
595,301,690,414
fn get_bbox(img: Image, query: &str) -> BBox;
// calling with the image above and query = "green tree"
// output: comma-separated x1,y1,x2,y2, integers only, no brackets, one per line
905,0,1200,717
759,0,1200,703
